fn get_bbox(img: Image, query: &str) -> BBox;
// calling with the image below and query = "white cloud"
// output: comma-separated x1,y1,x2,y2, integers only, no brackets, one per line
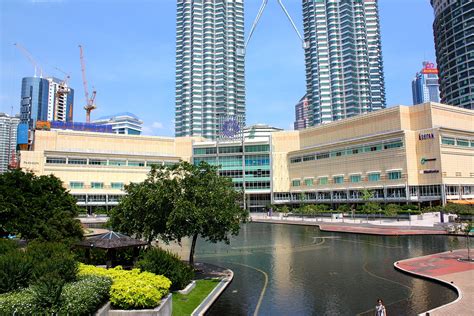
152,121,164,129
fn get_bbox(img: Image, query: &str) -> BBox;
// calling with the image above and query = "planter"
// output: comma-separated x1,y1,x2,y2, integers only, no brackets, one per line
95,293,172,316
178,280,196,295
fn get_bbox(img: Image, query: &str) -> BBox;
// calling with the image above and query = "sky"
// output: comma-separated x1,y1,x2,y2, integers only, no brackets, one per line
0,0,437,136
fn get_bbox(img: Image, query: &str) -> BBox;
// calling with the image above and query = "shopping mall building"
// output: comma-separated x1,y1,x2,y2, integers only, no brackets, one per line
20,102,474,212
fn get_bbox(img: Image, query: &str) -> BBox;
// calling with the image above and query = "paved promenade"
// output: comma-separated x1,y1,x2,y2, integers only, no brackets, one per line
395,249,474,316
251,215,448,236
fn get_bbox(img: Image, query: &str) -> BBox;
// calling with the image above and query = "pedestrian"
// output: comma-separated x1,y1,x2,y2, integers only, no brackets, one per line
375,299,387,316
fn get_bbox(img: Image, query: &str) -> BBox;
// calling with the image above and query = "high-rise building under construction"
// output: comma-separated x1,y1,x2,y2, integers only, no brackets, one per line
302,0,386,125
175,0,245,139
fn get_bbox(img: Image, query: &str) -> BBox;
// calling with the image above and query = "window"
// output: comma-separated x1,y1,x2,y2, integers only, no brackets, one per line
290,157,302,164
46,157,66,164
319,177,328,185
219,146,242,154
147,161,162,167
128,161,145,167
441,137,455,145
387,171,402,180
245,145,270,152
193,147,217,155
89,159,107,166
109,160,126,166
292,180,301,187
91,182,104,189
383,140,403,149
68,158,87,165
304,178,314,186
316,152,330,160
69,182,84,189
457,139,469,147
368,173,380,182
303,155,315,162
111,182,124,190
333,175,344,184
350,175,361,183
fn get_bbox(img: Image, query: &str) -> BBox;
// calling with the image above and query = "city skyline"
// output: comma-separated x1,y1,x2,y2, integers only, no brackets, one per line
1,0,437,136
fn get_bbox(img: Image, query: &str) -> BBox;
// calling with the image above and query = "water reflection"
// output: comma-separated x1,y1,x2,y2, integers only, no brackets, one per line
161,223,459,315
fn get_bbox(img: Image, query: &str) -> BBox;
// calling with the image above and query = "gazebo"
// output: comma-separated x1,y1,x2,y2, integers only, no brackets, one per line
76,231,148,268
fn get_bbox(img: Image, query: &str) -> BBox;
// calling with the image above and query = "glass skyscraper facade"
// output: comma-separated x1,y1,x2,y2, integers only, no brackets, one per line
431,0,473,110
20,77,50,129
412,62,441,105
175,0,245,139
302,0,386,125
294,95,310,130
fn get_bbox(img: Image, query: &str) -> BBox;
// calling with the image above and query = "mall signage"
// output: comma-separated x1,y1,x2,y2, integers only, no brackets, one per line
420,157,437,165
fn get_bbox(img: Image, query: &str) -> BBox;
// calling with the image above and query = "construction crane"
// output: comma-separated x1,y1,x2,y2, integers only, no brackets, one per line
53,67,72,121
79,44,96,123
14,43,44,77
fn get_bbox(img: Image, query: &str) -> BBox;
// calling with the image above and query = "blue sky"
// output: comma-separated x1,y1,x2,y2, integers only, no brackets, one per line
0,0,436,136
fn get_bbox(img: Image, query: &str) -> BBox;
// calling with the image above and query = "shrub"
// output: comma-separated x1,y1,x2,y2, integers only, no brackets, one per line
79,264,171,310
384,204,401,216
0,239,18,255
0,287,40,315
31,274,65,312
0,275,112,315
27,241,78,284
444,204,474,215
0,248,33,294
137,247,195,291
336,204,350,213
59,275,112,314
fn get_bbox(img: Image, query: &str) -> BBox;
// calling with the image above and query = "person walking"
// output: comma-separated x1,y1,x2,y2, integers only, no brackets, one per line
375,299,387,316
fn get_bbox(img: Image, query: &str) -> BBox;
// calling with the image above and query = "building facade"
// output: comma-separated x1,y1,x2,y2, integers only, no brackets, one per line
46,77,74,122
20,77,50,130
431,0,474,109
0,113,20,173
93,112,143,135
294,95,310,130
279,103,473,206
302,0,386,126
20,103,474,211
412,61,441,105
175,0,245,139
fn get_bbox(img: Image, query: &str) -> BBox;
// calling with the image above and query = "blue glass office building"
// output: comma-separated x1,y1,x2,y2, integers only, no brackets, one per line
412,62,440,105
20,77,49,129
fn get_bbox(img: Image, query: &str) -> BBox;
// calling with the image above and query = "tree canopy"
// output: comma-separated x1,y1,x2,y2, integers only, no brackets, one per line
0,170,83,242
110,161,249,265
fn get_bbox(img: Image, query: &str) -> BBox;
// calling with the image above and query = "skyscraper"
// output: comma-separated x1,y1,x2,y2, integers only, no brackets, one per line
19,76,74,130
0,113,20,173
412,61,440,105
294,95,310,130
431,0,473,109
46,77,74,122
302,0,386,125
175,0,245,139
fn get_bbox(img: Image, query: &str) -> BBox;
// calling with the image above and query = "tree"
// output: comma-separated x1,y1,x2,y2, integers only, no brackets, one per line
0,170,83,242
110,161,249,265
360,189,380,214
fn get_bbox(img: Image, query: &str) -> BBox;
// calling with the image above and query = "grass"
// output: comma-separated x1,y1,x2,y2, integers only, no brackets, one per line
172,279,220,316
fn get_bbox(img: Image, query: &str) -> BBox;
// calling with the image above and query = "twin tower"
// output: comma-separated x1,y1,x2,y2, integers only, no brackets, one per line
175,0,386,139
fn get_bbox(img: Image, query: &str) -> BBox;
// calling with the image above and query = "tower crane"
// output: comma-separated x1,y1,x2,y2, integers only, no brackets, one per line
13,43,44,77
79,44,96,123
53,67,72,121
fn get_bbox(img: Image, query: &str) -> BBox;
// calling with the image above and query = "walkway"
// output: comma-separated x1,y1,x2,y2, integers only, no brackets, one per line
252,216,448,236
395,249,474,315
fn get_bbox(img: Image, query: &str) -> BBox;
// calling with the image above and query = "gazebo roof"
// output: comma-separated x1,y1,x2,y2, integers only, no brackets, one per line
76,231,147,249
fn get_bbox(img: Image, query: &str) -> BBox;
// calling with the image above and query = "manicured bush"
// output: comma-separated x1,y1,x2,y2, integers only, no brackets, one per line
0,287,40,315
79,264,171,310
0,248,33,294
59,275,112,314
31,273,65,312
137,247,195,291
0,275,112,315
384,204,401,216
444,204,474,215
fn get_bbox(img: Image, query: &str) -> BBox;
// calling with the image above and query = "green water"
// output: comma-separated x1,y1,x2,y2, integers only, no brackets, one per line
165,223,460,315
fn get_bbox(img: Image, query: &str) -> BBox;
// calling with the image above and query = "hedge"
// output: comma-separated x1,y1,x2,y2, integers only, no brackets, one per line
0,275,111,315
79,264,171,310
